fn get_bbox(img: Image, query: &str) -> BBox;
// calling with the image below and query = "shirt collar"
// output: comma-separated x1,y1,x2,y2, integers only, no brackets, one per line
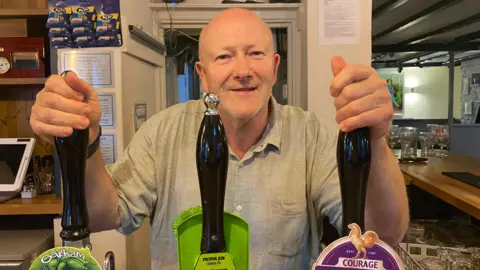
253,95,283,153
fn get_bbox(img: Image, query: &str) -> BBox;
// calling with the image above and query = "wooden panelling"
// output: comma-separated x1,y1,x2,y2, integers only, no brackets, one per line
1,0,30,9
0,100,17,138
0,9,48,15
0,87,53,157
0,0,47,9
0,78,47,85
0,194,62,215
28,0,48,9
0,19,27,37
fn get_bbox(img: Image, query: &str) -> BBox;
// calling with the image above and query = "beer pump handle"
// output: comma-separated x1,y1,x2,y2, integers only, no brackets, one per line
196,93,229,253
337,127,371,237
55,70,91,248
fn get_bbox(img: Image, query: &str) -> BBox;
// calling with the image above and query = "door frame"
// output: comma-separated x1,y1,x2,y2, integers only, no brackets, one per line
151,3,305,108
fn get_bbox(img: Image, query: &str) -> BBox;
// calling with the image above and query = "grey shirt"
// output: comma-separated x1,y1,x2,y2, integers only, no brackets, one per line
106,96,342,270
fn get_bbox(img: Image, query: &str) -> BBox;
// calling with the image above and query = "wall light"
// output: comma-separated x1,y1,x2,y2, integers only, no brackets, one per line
405,77,419,88
410,87,415,93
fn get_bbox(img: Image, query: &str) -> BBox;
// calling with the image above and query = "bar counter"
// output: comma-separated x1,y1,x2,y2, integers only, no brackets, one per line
399,154,480,220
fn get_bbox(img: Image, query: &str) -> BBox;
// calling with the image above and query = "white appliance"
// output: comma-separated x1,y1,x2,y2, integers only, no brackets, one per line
0,230,53,270
0,138,35,202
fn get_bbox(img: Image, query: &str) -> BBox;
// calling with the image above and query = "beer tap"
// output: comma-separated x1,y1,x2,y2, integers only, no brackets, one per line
55,71,93,249
337,127,371,237
196,93,229,253
30,71,116,269
173,93,248,269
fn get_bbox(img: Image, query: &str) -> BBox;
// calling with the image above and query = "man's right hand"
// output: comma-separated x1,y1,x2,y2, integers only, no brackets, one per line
30,72,102,145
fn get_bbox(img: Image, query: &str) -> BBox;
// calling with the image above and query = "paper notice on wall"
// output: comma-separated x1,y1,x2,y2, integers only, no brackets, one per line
100,132,117,165
61,51,114,88
319,0,360,45
98,92,116,128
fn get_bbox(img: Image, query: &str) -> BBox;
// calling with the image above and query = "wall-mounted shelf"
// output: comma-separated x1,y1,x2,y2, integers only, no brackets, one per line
0,9,48,16
0,194,62,215
0,78,46,86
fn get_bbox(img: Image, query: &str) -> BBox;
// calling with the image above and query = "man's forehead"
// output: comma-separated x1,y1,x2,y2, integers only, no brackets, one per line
199,8,273,60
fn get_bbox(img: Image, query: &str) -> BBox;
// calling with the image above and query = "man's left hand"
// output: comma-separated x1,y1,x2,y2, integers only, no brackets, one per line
329,56,393,141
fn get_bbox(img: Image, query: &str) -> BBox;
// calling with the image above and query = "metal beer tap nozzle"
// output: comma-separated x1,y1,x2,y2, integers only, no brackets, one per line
204,93,220,115
103,251,115,270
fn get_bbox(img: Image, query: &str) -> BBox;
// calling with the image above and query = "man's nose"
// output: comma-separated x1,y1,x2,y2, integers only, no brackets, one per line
233,55,251,80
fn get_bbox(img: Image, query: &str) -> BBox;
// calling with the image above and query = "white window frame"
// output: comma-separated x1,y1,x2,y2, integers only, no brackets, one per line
150,3,305,108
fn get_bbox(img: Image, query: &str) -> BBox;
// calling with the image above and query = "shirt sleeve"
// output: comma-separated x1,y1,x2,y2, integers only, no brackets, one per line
105,122,157,235
309,117,343,236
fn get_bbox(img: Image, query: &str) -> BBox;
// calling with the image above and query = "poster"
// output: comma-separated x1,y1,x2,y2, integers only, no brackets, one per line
378,72,405,114
100,132,117,165
98,92,116,128
319,0,360,45
134,102,147,132
61,51,114,88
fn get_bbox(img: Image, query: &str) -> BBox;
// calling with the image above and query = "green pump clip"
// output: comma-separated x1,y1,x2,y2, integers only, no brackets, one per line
172,94,249,270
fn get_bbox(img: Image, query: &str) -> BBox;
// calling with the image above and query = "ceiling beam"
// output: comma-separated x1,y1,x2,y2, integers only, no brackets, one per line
373,42,480,53
451,52,480,63
372,0,465,41
419,53,450,62
399,13,480,44
373,62,459,69
454,30,480,42
372,0,408,20
386,52,436,67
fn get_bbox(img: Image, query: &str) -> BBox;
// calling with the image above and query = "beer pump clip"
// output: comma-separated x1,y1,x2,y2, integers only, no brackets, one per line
311,128,405,270
172,94,250,270
30,71,115,270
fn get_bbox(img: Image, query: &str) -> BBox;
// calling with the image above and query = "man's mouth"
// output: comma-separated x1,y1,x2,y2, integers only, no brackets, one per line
231,87,257,91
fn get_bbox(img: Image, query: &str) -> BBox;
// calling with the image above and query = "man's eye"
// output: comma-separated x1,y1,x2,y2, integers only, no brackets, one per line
216,55,230,60
250,51,264,56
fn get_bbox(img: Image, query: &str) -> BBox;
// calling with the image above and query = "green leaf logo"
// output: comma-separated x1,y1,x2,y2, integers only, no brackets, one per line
29,247,101,270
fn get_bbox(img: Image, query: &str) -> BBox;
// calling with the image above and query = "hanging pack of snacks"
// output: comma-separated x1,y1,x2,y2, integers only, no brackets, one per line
46,0,122,48
96,12,122,46
46,2,73,48
71,1,97,47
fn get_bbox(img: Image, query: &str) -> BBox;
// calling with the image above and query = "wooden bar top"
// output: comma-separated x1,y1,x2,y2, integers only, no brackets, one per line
0,194,62,215
399,154,480,219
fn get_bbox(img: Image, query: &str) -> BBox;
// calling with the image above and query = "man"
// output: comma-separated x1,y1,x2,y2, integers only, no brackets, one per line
30,8,409,270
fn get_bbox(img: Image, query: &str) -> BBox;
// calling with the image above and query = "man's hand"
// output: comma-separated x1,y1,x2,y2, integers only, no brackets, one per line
330,56,393,141
30,72,102,145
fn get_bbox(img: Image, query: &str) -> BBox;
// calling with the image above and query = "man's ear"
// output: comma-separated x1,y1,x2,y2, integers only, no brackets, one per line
195,61,209,92
272,53,281,84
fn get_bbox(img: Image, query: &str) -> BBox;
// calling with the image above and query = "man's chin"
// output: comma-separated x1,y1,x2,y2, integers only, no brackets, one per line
224,109,257,120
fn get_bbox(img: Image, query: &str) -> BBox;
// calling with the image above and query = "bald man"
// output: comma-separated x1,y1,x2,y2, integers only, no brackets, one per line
30,8,409,269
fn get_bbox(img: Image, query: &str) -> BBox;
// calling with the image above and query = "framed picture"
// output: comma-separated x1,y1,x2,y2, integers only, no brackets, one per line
471,73,480,86
378,71,405,115
465,102,473,115
462,77,469,95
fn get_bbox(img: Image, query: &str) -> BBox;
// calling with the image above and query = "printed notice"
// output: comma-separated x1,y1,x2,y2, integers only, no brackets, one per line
98,92,116,128
62,51,114,88
134,102,147,132
319,0,360,45
100,132,117,165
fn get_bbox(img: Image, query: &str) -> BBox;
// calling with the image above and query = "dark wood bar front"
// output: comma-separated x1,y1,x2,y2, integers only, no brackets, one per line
400,154,480,220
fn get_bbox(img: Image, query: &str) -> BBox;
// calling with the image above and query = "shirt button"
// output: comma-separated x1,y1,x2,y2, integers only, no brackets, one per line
236,204,243,211
239,162,244,167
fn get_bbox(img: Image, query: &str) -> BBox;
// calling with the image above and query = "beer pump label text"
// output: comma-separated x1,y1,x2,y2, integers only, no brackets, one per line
312,224,404,270
29,247,101,270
